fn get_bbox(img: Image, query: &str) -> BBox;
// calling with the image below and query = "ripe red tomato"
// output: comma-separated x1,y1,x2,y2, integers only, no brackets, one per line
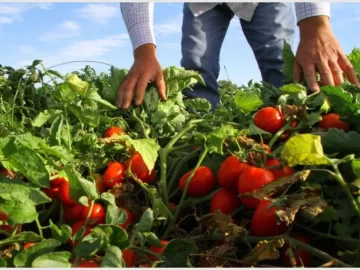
58,180,75,206
122,249,136,267
279,120,299,141
71,220,92,246
318,113,350,132
42,187,59,199
238,166,275,209
251,200,288,236
168,202,176,210
125,153,156,184
264,159,294,179
0,224,16,233
210,188,241,215
119,207,133,229
70,203,86,221
24,242,36,249
248,144,271,166
51,177,66,186
179,166,216,197
218,156,249,191
104,126,125,138
0,169,15,179
77,261,99,268
253,107,285,134
92,173,106,193
103,162,126,188
281,233,312,267
0,211,8,221
148,240,168,261
82,203,106,226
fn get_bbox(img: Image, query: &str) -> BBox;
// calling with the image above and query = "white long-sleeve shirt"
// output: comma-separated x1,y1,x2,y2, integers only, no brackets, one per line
120,2,331,51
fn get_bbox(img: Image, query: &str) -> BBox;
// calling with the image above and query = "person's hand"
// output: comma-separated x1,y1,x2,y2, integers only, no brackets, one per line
117,44,166,109
294,16,360,92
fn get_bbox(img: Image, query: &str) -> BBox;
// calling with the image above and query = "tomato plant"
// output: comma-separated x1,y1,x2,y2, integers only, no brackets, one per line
148,240,168,261
264,159,294,179
103,162,126,188
58,180,76,206
125,153,156,184
318,113,350,132
119,207,133,229
218,155,249,190
179,166,216,197
122,249,136,267
70,220,92,246
82,203,106,226
281,233,312,267
210,188,241,215
253,107,285,134
104,126,125,138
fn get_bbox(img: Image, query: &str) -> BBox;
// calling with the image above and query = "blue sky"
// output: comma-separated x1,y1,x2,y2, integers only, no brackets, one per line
1,2,360,85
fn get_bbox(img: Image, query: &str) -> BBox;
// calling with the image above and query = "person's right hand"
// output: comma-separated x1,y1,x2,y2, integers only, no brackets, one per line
117,44,166,109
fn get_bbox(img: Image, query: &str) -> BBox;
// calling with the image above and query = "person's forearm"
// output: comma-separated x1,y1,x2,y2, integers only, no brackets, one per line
294,2,330,24
120,3,156,51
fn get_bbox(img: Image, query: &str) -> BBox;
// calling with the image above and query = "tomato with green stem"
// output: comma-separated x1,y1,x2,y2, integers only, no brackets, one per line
125,152,156,184
248,144,271,166
179,166,215,197
281,233,312,267
210,188,241,215
251,200,288,236
148,240,168,261
103,162,126,188
119,207,133,229
82,203,106,226
238,166,275,209
318,113,350,132
104,126,125,138
58,180,75,206
70,203,87,221
264,159,294,179
253,107,285,134
279,119,299,141
218,156,249,191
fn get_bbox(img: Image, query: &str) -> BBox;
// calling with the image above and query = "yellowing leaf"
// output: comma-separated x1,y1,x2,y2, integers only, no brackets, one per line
65,74,88,96
280,134,331,167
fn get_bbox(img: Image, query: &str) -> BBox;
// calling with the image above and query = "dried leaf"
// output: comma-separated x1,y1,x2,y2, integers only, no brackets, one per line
242,239,285,265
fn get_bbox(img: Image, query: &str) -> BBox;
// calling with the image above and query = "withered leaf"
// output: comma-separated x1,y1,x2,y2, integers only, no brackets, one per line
242,239,285,265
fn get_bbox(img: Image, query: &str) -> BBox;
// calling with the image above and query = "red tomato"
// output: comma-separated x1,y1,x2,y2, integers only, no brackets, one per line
139,264,151,268
248,144,271,166
125,153,156,184
264,159,294,179
82,203,106,226
122,249,136,267
251,200,288,236
58,181,75,206
318,113,350,132
0,211,8,221
103,162,126,188
0,169,15,179
279,120,299,141
218,156,250,191
168,202,176,210
104,126,125,138
148,240,168,261
210,188,241,215
71,203,87,221
71,220,92,246
119,207,133,229
0,224,16,233
77,261,99,268
179,166,216,197
281,233,312,267
92,173,106,193
51,177,66,186
63,205,73,223
238,166,275,209
42,187,59,199
24,242,36,249
253,107,285,134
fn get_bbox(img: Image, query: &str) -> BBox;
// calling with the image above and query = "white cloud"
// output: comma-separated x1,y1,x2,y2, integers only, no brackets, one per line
18,45,35,54
77,4,119,24
40,20,80,41
0,16,13,25
154,13,183,36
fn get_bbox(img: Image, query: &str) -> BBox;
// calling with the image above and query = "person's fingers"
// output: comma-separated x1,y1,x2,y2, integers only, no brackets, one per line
329,60,344,86
303,64,320,92
338,54,360,86
134,76,149,106
120,74,138,109
293,61,303,83
316,61,334,86
155,72,166,100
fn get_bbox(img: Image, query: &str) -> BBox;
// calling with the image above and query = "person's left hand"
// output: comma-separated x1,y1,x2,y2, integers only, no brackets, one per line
294,16,359,92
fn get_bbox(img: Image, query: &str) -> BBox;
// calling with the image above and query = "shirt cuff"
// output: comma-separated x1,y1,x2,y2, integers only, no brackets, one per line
295,3,331,23
127,22,156,51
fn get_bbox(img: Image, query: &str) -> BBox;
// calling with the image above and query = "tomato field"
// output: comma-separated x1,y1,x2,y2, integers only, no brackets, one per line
0,44,360,268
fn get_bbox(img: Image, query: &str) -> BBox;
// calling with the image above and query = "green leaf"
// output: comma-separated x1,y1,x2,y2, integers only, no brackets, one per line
106,205,127,225
47,69,64,79
205,125,238,154
129,138,160,172
163,239,198,267
184,98,211,113
321,86,353,115
282,40,295,81
134,208,153,233
0,232,43,247
49,115,63,146
234,91,263,114
280,83,307,94
247,121,271,136
280,134,331,167
100,192,116,206
143,232,162,247
315,207,338,223
352,159,360,178
30,60,42,67
32,110,61,128
101,67,127,104
0,138,49,187
0,177,51,224
320,129,360,153
85,87,117,110
348,48,360,77
65,73,88,96
74,233,104,259
68,104,100,127
31,251,71,268
0,256,6,267
100,246,125,268
50,223,71,244
14,239,61,267
92,225,130,249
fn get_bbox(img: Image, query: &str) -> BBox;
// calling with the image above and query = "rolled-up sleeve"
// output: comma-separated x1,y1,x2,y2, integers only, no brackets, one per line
295,3,331,23
120,3,156,51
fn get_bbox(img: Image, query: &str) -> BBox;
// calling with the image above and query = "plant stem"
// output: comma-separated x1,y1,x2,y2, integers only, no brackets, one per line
162,149,208,239
130,245,162,261
35,218,43,238
268,120,292,149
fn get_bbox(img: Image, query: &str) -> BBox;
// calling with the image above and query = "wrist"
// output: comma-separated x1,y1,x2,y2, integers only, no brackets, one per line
298,16,331,38
134,43,156,60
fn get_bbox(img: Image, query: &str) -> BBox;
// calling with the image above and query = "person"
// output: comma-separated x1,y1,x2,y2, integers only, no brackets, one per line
118,2,359,110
